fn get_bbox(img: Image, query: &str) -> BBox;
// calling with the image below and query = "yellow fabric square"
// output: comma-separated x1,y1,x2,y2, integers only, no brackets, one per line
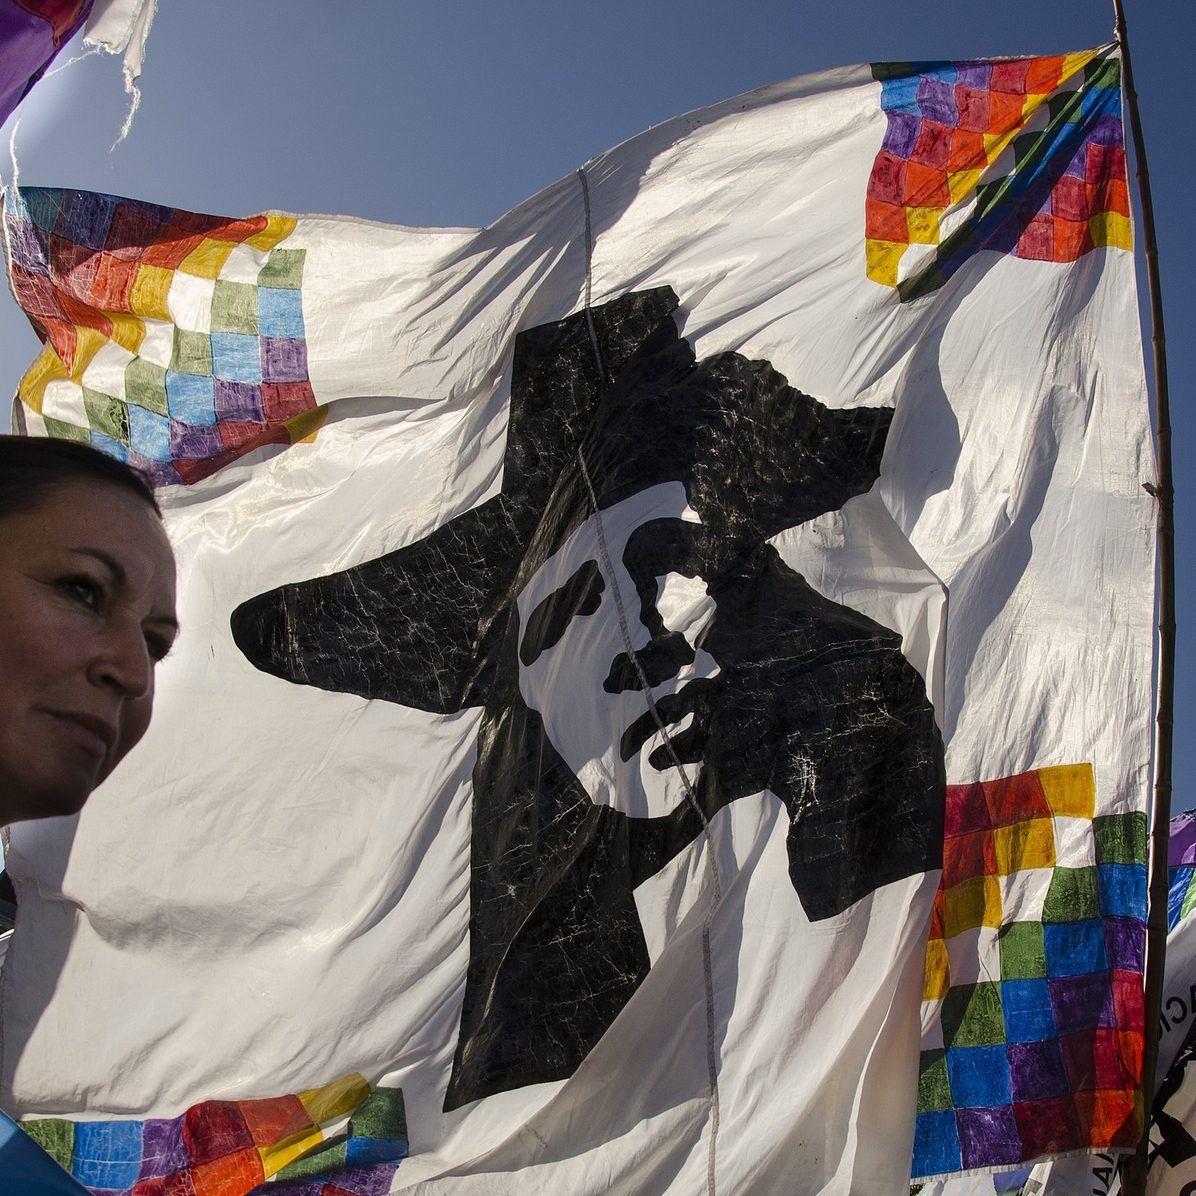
69,327,108,382
1061,49,1100,85
298,1072,369,1126
947,169,982,204
1091,211,1133,251
106,312,145,356
130,264,174,320
287,405,328,445
259,1126,325,1177
942,875,1001,938
994,816,1055,875
865,238,903,287
924,937,950,1000
982,130,1017,163
1038,762,1096,818
180,237,236,280
905,206,941,245
246,214,299,253
18,349,65,411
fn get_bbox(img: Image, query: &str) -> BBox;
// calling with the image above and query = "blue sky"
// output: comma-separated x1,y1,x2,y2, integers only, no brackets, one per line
0,0,1190,807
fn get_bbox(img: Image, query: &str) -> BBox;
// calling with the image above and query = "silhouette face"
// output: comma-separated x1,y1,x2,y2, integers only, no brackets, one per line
516,483,721,818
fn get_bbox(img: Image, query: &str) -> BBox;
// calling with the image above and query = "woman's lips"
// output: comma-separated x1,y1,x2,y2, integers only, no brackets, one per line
46,711,116,759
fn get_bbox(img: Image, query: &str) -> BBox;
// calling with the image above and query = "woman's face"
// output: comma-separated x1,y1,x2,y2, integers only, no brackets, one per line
0,479,178,824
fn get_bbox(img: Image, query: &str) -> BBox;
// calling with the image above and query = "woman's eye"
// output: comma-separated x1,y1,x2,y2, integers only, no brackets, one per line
59,576,102,608
144,632,174,664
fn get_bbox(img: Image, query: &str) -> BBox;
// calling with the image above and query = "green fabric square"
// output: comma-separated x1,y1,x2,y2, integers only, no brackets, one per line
1000,921,1047,980
941,982,1005,1048
125,359,169,415
171,328,212,376
1094,812,1147,866
23,1119,74,1169
1043,866,1099,923
42,417,89,444
349,1087,407,1141
276,1134,347,1180
83,388,129,443
917,1050,952,1113
258,248,305,290
211,280,260,334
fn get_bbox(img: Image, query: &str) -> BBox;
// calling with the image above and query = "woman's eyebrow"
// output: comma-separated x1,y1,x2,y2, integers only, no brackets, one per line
71,546,126,585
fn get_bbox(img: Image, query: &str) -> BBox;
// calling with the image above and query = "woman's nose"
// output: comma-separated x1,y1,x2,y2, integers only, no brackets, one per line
89,623,153,698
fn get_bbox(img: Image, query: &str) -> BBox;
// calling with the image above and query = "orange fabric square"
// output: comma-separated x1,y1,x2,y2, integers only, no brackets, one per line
239,1093,313,1148
189,1147,264,1196
987,89,1026,134
942,828,995,886
206,216,269,243
1025,56,1065,94
983,770,1050,828
1094,176,1131,219
1075,1088,1141,1148
58,292,112,341
993,816,1054,875
903,161,950,207
90,253,140,311
946,129,987,171
143,234,203,270
866,196,909,243
1052,216,1091,261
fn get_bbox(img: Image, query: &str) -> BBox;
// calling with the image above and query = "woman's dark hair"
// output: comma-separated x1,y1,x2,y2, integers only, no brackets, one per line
0,434,161,519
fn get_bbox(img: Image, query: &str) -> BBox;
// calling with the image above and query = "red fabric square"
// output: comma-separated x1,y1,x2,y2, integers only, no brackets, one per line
954,85,991,133
1050,174,1089,222
928,887,945,940
982,771,1050,828
1017,215,1054,261
990,58,1032,94
105,201,170,258
1025,56,1065,95
1111,968,1144,1030
867,150,907,205
865,196,909,243
1012,1095,1081,1159
942,828,995,887
188,1147,263,1196
133,1172,198,1196
946,129,987,171
903,160,950,207
261,381,316,421
945,781,993,836
1085,142,1126,185
89,253,140,311
911,119,953,169
238,1094,313,1148
11,264,67,323
58,290,112,339
217,420,270,450
182,1100,255,1166
49,233,100,298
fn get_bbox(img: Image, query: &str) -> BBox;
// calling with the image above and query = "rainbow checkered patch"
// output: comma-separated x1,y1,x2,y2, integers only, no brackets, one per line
867,48,1130,300
913,764,1147,1178
22,1072,407,1195
4,187,324,486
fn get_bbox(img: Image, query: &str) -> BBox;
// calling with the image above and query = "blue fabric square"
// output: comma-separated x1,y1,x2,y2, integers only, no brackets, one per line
881,75,922,114
1100,864,1147,920
912,1110,961,1178
344,1135,410,1167
57,191,118,251
1169,866,1193,932
259,287,305,337
88,432,129,462
72,1119,144,1190
211,332,263,383
1001,979,1056,1044
127,404,172,462
1044,919,1108,978
946,1044,1011,1108
14,187,64,235
165,372,216,425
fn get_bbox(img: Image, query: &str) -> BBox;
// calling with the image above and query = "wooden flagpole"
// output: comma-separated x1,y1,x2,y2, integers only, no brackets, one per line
1112,0,1175,1192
